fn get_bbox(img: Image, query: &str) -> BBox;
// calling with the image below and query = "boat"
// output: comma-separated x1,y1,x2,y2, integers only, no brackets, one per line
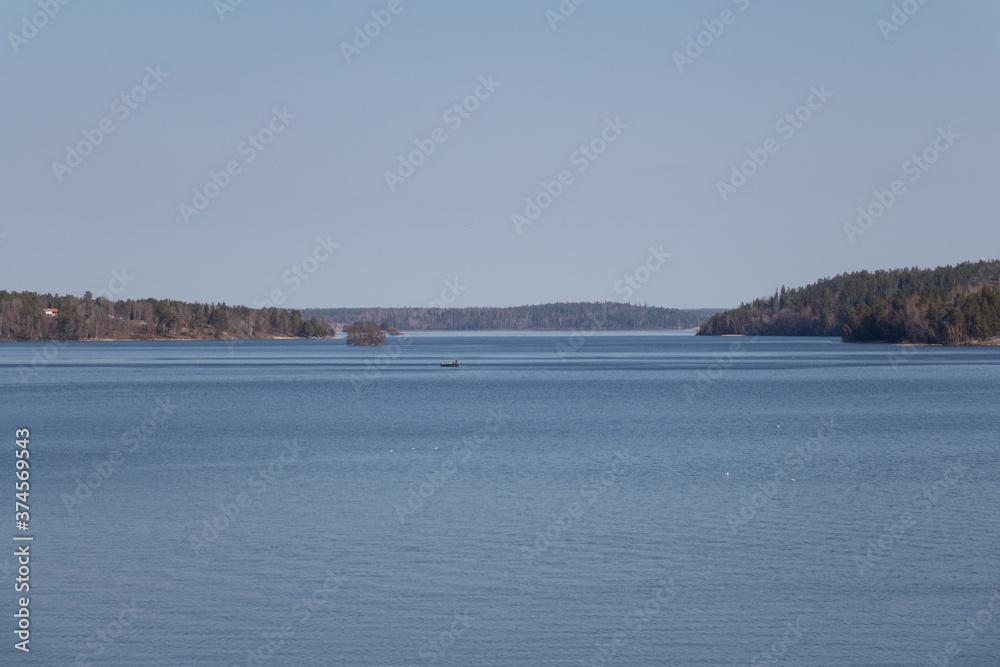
440,360,460,367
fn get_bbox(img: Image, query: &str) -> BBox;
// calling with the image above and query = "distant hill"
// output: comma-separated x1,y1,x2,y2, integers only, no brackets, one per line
698,261,1000,344
301,302,721,331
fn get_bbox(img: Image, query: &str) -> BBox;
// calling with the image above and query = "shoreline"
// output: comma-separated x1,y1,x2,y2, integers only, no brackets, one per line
0,329,704,343
7,331,995,345
700,334,1000,347
0,335,337,343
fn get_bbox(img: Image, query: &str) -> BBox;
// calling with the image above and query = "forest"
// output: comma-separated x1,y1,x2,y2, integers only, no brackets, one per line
698,260,1000,344
302,302,719,331
0,291,334,341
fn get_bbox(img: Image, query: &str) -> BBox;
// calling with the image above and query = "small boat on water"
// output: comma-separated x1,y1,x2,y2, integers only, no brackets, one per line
440,360,460,367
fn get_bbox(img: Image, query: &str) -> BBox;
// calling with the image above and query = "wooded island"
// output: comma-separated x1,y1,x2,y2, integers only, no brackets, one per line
699,261,1000,345
0,291,334,341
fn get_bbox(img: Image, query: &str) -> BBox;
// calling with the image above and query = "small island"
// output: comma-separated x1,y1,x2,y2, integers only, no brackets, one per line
344,322,387,346
698,260,1000,345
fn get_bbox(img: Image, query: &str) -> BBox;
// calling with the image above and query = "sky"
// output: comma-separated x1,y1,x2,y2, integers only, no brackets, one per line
1,0,998,310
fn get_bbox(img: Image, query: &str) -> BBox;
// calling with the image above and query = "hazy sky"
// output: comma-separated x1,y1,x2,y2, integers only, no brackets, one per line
2,1,997,309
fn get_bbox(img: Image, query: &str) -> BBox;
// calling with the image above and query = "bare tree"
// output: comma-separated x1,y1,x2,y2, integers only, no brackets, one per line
345,322,386,346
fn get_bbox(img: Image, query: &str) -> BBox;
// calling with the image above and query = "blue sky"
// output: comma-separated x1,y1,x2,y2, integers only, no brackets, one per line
1,1,998,309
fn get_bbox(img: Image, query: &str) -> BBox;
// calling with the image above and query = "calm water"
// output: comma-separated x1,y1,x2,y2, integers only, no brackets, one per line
1,332,999,666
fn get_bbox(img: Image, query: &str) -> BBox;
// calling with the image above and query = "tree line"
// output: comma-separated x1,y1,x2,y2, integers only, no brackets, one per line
0,291,334,341
698,260,1000,344
302,302,719,331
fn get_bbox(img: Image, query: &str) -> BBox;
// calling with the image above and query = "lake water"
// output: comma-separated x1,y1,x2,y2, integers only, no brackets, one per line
2,332,999,666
